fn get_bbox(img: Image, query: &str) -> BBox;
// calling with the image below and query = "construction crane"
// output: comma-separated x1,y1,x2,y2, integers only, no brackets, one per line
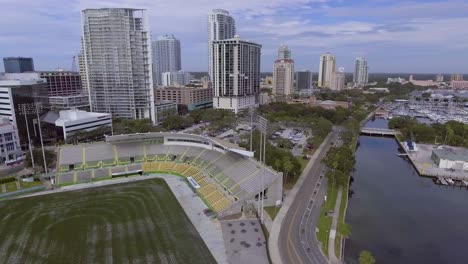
71,55,77,72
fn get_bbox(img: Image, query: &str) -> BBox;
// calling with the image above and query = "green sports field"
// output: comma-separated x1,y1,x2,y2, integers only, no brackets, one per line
0,178,216,264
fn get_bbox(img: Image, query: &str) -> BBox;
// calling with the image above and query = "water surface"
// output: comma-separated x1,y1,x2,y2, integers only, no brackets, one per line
344,119,468,264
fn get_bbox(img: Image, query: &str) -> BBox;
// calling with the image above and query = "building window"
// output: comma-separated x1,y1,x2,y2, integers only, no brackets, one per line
6,142,15,151
4,133,13,141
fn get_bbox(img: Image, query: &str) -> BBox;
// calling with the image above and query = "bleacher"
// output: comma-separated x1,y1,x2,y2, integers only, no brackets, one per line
57,137,281,214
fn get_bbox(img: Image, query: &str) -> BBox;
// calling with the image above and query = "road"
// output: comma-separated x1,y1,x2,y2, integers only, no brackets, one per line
278,129,341,264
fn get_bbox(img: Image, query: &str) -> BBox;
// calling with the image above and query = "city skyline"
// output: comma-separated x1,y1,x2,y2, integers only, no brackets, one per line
1,0,468,73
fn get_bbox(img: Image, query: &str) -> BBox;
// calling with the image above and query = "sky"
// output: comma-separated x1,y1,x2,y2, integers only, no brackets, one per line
0,0,467,74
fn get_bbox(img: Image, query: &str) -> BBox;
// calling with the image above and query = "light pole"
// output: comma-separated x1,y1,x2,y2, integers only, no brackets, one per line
35,103,47,173
19,102,47,174
249,106,254,152
259,116,268,224
19,104,35,170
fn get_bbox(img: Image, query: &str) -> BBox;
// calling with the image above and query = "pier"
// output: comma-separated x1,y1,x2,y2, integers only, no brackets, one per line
396,141,468,185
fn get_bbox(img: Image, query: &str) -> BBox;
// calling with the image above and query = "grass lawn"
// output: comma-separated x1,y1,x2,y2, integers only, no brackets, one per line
335,181,350,258
316,183,338,257
264,206,280,221
0,178,216,264
19,180,42,189
4,181,17,192
297,156,309,172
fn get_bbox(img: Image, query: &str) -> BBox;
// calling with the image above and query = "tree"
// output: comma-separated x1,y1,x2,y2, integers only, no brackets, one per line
276,138,293,149
359,250,375,264
283,157,294,184
25,148,56,172
161,115,186,130
177,104,188,115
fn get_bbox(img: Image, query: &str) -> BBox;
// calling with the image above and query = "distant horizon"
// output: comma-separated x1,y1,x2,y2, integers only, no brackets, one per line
1,1,467,73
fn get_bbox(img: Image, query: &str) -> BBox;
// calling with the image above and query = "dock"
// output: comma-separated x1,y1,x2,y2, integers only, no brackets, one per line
438,177,448,186
395,141,468,185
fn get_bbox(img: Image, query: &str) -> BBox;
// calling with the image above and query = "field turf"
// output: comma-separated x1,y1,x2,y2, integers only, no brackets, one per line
0,178,216,264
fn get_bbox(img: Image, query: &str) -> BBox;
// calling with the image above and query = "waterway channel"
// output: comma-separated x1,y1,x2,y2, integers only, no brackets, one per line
344,118,468,264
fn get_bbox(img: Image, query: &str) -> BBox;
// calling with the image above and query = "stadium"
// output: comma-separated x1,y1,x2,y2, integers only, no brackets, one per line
56,132,283,218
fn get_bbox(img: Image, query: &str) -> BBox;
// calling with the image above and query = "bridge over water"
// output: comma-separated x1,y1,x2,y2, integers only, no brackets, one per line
360,127,400,136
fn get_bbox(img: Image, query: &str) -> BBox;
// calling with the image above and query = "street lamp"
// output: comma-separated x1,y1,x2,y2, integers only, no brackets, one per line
258,116,268,224
249,106,254,152
18,102,47,174
19,104,35,170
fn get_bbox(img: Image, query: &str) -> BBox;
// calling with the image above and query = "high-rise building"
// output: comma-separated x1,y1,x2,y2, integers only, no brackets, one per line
161,71,191,87
19,71,89,110
273,45,294,96
211,36,261,113
277,45,291,59
451,74,464,81
273,59,294,96
3,57,34,73
152,35,181,86
331,68,345,91
208,9,236,81
0,73,49,143
353,57,368,84
318,53,336,88
436,74,444,82
39,71,82,97
80,8,155,123
295,71,313,91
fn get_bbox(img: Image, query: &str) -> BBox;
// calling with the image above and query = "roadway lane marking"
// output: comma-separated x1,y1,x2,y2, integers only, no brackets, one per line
287,204,305,264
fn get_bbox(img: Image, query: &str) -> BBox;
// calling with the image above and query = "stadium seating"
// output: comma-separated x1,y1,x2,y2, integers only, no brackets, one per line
57,137,280,215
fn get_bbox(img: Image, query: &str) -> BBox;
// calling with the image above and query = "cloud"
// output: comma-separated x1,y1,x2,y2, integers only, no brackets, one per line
0,0,466,73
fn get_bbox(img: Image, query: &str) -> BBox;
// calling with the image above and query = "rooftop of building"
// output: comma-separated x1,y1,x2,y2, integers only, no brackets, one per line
41,110,110,126
38,70,80,75
433,147,468,162
0,73,46,86
212,36,261,46
275,59,294,63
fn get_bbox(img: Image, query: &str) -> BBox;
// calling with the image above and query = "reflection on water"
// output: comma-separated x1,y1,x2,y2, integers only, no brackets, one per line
344,119,468,264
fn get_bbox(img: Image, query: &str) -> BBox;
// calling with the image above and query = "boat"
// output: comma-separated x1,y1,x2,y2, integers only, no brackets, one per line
446,178,455,185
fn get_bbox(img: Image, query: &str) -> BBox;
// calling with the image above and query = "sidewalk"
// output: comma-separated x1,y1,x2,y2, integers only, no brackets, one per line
268,132,334,264
262,208,274,233
328,187,343,264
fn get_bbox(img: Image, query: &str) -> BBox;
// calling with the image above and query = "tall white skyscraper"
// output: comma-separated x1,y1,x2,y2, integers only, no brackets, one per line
208,9,236,80
277,44,291,59
273,45,294,96
318,53,336,88
353,57,368,84
211,36,261,113
80,8,154,123
152,35,181,86
331,68,345,91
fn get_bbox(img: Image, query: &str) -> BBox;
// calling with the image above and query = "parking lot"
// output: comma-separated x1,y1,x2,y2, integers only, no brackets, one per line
270,128,309,156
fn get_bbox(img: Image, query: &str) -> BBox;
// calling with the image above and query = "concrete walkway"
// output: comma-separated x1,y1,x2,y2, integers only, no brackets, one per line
262,208,274,233
161,175,228,264
268,132,334,264
328,187,343,264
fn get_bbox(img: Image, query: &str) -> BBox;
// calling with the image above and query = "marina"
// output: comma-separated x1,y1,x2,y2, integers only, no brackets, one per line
383,90,468,124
